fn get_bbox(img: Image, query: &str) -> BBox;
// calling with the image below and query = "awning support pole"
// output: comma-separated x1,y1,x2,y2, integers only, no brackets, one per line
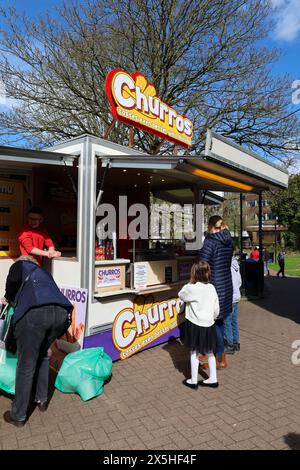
240,192,245,297
258,192,263,261
258,191,264,297
193,187,205,250
239,193,243,258
201,190,207,204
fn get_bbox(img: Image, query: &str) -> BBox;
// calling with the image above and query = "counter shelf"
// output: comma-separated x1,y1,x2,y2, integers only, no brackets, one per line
94,287,137,298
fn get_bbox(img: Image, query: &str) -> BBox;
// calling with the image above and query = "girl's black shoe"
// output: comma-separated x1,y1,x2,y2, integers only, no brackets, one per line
198,381,219,388
182,379,198,390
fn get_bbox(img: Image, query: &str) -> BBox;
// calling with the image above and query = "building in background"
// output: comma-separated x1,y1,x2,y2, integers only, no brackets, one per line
206,192,287,257
245,193,287,258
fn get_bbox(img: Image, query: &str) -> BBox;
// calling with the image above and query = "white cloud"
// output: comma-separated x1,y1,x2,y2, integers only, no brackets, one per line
271,0,300,41
0,90,20,110
289,159,300,174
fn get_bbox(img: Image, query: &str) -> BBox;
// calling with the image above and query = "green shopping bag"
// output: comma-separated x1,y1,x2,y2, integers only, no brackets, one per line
55,347,112,401
0,305,17,395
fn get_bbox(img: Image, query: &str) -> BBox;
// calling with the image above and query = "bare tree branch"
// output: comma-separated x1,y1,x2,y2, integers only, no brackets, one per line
0,0,299,164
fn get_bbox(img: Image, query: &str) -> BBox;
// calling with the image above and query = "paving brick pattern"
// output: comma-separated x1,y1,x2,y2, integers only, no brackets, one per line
1,273,300,450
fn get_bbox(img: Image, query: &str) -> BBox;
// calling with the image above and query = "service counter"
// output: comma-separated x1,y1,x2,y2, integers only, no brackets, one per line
84,254,195,358
92,255,196,297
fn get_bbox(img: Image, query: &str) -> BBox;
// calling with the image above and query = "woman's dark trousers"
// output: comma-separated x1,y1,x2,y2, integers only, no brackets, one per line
277,261,285,277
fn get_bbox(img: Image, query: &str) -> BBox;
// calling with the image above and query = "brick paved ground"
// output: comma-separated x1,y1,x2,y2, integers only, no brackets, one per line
0,272,300,450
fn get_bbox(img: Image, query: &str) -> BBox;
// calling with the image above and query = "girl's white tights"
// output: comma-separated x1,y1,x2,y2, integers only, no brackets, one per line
187,351,217,385
187,350,199,384
204,352,217,384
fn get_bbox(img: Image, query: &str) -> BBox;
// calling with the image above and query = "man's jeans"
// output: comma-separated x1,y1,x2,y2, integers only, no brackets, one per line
12,305,68,421
224,303,239,346
264,261,269,275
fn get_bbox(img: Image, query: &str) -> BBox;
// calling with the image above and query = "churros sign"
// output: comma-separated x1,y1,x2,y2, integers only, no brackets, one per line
105,69,193,148
112,295,185,360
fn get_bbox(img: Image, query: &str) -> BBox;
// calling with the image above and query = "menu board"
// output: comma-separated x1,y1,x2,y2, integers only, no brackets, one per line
0,179,23,257
134,262,148,289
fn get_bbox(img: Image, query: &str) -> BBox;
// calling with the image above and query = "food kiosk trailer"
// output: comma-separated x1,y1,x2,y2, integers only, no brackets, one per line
0,69,289,362
0,131,289,362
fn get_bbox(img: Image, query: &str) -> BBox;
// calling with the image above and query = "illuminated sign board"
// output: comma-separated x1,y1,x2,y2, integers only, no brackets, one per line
105,69,193,148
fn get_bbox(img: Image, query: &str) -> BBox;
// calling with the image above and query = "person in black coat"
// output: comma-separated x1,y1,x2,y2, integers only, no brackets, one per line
199,215,233,368
1,256,73,427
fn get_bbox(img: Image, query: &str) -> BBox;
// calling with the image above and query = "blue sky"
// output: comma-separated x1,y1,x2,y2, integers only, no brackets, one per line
1,0,62,17
0,1,299,79
269,0,300,79
0,0,299,167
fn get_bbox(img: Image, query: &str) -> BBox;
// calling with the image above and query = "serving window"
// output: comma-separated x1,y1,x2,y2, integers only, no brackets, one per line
93,160,198,296
33,165,78,258
0,160,78,261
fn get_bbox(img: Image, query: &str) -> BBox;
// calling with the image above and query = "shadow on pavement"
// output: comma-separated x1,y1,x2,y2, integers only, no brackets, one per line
162,337,209,380
162,337,190,378
0,367,57,420
250,274,300,324
284,433,300,450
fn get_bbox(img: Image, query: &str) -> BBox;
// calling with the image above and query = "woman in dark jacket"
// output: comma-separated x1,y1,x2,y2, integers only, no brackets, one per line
199,215,233,368
1,256,73,427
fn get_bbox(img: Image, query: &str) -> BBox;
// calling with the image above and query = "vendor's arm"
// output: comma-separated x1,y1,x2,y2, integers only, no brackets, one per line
19,232,61,259
30,247,61,259
44,232,61,257
4,262,23,303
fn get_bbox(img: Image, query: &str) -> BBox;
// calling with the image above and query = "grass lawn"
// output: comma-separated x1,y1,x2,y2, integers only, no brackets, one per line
269,255,300,277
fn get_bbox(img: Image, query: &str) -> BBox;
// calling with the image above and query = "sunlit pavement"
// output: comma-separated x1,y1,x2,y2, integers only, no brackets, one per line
1,272,300,450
